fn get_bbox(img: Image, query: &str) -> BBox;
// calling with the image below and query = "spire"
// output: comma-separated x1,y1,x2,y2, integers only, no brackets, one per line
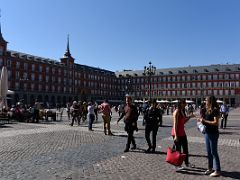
64,34,72,58
0,9,7,43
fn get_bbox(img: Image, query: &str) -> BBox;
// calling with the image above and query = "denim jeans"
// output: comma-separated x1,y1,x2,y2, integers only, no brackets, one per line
205,133,221,171
88,114,95,130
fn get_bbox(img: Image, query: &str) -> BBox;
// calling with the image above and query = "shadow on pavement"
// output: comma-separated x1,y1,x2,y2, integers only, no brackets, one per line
160,125,172,128
176,166,206,175
223,126,240,130
131,147,167,155
189,153,207,158
0,125,14,128
219,131,240,135
221,171,240,179
176,169,204,176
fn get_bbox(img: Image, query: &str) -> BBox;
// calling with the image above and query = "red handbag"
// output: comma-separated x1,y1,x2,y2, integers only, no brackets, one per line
166,146,186,166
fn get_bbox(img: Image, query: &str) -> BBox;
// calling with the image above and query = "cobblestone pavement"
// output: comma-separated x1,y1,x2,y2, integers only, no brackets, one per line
0,108,239,179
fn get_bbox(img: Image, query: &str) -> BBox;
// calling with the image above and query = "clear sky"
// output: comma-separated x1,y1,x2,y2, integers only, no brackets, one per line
0,0,240,72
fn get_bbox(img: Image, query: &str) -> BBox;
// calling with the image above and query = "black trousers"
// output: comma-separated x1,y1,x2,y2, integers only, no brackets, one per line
173,135,189,166
220,113,228,128
125,124,136,148
145,125,159,149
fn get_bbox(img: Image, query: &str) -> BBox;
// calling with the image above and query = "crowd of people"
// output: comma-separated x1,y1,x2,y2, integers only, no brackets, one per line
1,94,230,177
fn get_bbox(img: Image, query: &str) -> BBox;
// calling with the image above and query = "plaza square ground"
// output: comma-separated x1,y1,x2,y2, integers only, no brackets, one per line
0,108,239,180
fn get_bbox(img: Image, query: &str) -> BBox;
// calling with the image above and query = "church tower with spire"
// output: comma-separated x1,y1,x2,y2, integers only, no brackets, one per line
60,35,74,66
60,35,75,94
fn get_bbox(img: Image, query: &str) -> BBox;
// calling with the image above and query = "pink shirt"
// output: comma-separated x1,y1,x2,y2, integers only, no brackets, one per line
100,102,111,116
171,112,186,137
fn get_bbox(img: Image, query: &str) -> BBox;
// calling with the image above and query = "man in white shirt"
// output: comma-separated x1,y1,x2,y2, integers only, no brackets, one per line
220,102,229,129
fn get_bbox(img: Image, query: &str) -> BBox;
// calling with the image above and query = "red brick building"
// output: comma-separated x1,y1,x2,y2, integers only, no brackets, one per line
116,64,240,106
0,27,120,107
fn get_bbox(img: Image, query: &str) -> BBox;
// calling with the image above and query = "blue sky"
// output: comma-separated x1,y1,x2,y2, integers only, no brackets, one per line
0,0,240,71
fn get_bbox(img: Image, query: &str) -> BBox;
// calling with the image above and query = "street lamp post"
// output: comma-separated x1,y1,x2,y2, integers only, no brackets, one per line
144,62,156,100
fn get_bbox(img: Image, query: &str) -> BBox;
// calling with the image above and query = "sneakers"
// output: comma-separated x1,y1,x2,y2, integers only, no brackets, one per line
209,171,221,177
131,144,136,150
123,148,129,153
204,169,214,175
145,147,152,153
175,166,185,172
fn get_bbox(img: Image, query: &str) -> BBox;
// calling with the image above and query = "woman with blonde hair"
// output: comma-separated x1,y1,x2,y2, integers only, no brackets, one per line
198,95,221,177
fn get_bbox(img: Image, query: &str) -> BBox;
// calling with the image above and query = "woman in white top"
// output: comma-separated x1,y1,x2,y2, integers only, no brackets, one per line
88,101,95,131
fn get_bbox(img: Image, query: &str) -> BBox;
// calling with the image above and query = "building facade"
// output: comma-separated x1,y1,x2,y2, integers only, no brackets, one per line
116,64,240,106
1,25,240,107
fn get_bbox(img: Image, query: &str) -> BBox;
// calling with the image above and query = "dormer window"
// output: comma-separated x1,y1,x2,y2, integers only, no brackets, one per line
0,46,3,55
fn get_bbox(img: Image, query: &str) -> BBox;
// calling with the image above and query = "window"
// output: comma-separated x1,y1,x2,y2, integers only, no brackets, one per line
39,75,42,81
38,84,42,91
24,63,28,70
23,72,28,79
16,62,20,69
31,73,35,81
213,74,218,80
236,74,239,79
182,91,186,95
39,65,42,72
32,64,35,71
46,76,49,82
16,71,20,80
0,46,3,55
15,82,20,90
7,59,11,67
46,67,49,73
208,75,212,80
192,90,196,96
31,84,35,91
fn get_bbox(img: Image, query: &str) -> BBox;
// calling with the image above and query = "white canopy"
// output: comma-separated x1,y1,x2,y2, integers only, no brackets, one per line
216,99,224,103
7,90,14,94
0,66,9,109
157,100,169,103
186,100,194,103
171,100,179,103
